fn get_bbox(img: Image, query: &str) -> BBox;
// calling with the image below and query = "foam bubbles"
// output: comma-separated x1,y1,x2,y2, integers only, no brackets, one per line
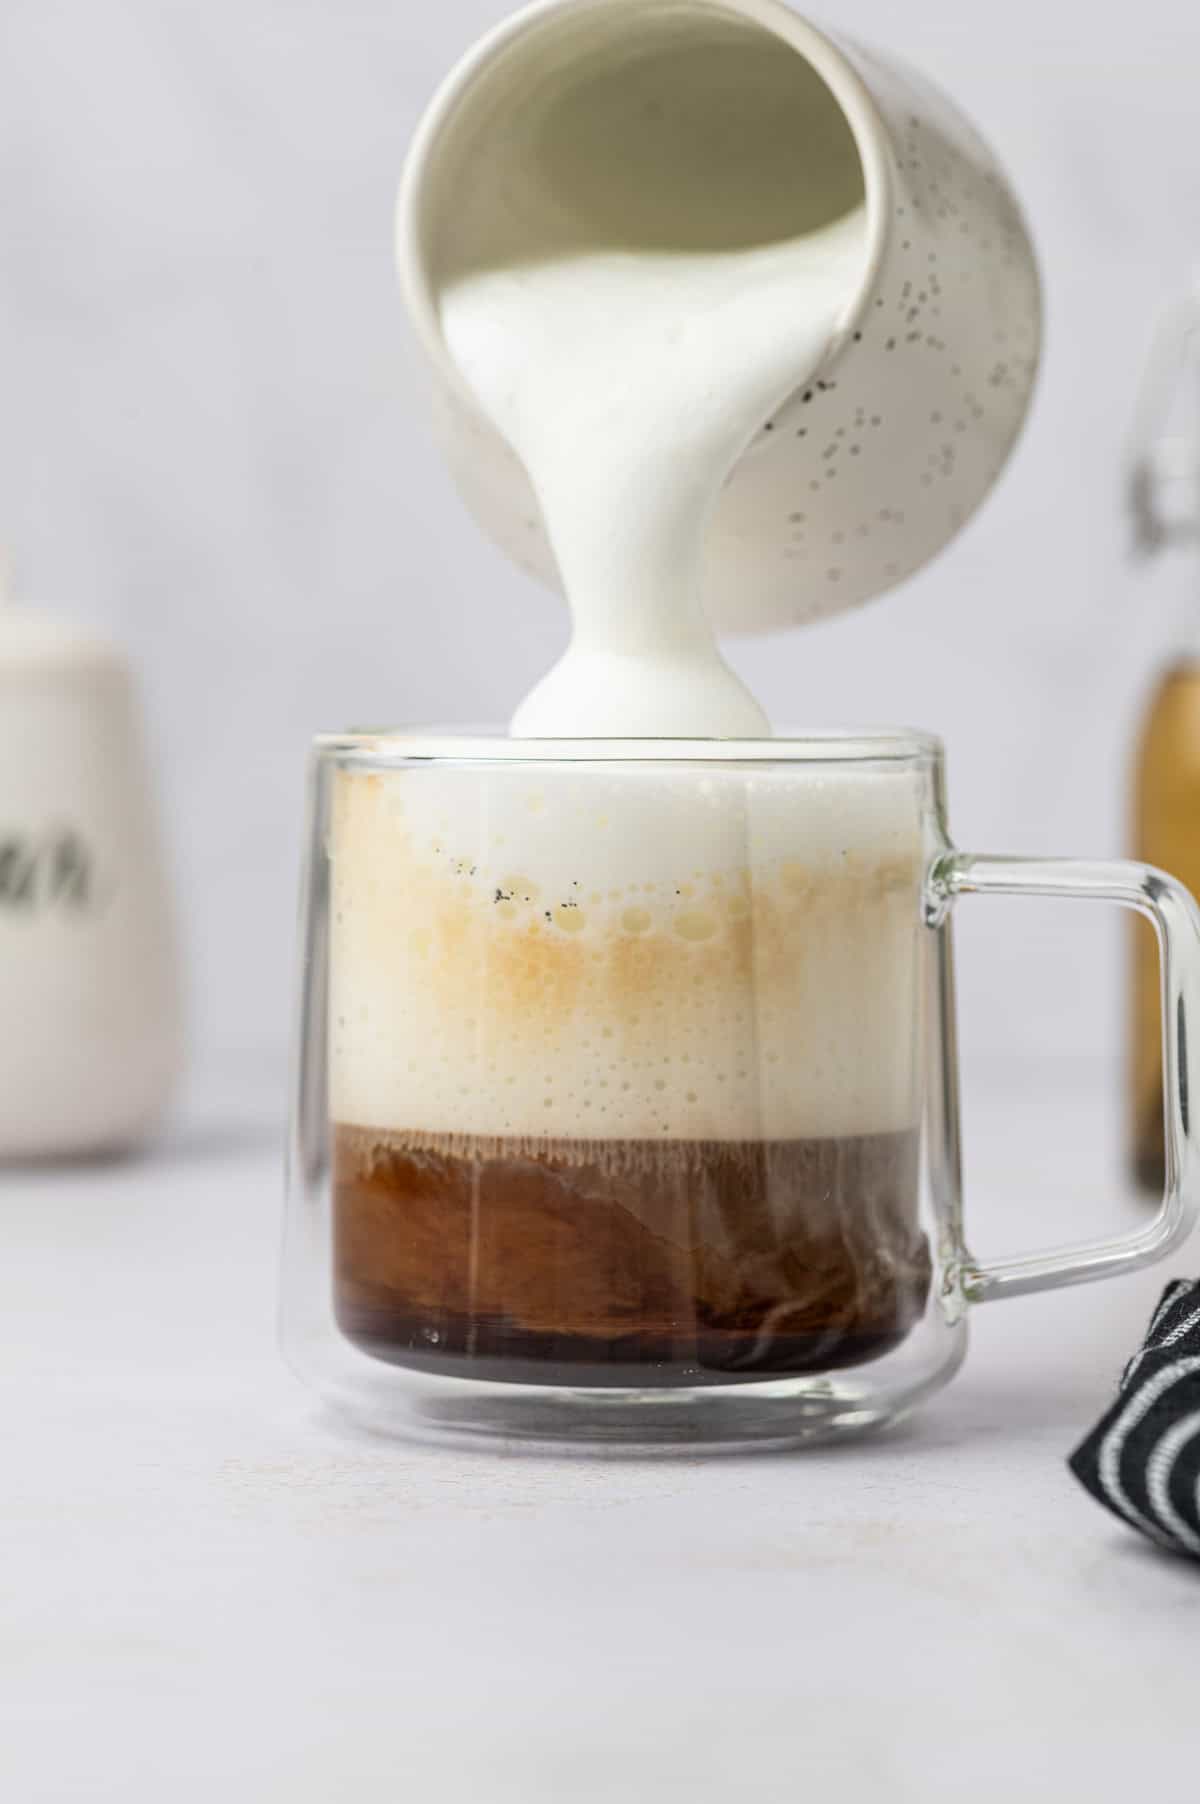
330,761,927,1142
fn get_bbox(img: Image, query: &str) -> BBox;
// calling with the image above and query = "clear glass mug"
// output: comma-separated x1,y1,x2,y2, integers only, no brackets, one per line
282,729,1200,1451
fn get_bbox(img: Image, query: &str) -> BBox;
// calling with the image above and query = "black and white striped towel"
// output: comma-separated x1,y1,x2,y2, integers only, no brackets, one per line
1069,1278,1200,1558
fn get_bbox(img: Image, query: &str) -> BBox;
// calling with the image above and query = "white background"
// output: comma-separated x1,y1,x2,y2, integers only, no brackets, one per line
2,0,1200,1091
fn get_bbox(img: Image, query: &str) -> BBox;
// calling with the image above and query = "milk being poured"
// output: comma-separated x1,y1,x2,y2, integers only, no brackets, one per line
429,9,869,736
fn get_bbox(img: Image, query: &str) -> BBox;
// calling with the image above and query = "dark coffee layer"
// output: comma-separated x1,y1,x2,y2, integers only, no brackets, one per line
334,1126,931,1386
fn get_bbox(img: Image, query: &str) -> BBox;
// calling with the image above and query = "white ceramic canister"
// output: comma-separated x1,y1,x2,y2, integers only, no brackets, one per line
397,0,1042,635
0,605,183,1158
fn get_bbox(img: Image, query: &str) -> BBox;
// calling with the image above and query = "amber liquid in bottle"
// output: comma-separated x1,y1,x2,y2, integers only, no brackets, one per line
1132,661,1200,1190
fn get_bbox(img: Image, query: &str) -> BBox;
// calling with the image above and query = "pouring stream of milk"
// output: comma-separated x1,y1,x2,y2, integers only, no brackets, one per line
432,13,869,736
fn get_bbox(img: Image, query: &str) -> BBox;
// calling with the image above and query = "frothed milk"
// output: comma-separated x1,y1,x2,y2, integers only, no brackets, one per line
332,760,922,1144
429,9,869,736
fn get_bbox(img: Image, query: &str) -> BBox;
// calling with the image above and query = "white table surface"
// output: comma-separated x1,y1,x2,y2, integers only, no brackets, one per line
4,1057,1197,1804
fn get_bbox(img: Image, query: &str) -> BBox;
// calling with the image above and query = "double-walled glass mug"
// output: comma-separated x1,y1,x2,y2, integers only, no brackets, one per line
282,730,1200,1451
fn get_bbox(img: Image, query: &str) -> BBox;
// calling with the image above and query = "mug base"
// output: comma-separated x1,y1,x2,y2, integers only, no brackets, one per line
308,1337,966,1455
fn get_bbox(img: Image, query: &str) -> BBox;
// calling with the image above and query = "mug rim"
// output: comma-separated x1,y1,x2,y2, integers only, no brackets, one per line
313,726,943,766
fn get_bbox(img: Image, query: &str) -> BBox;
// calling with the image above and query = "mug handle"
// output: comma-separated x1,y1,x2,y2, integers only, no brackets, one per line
928,853,1200,1303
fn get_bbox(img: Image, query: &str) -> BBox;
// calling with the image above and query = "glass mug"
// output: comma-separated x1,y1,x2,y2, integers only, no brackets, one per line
282,730,1200,1450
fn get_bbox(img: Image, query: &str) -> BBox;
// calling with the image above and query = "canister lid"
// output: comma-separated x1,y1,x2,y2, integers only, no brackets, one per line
0,552,122,675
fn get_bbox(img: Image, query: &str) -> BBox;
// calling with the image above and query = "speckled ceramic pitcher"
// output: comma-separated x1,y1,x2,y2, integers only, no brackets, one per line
397,0,1041,635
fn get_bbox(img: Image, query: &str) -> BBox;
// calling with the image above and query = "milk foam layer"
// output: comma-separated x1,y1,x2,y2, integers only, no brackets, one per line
429,6,869,736
330,763,927,1143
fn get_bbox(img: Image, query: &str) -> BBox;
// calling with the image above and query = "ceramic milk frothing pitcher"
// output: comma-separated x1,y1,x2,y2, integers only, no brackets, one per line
397,0,1041,635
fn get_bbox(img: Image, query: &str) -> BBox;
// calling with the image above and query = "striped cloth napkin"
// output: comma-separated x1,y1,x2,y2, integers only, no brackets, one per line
1069,1278,1200,1558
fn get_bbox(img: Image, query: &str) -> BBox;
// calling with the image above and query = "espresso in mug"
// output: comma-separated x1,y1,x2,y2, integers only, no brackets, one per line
329,759,931,1384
